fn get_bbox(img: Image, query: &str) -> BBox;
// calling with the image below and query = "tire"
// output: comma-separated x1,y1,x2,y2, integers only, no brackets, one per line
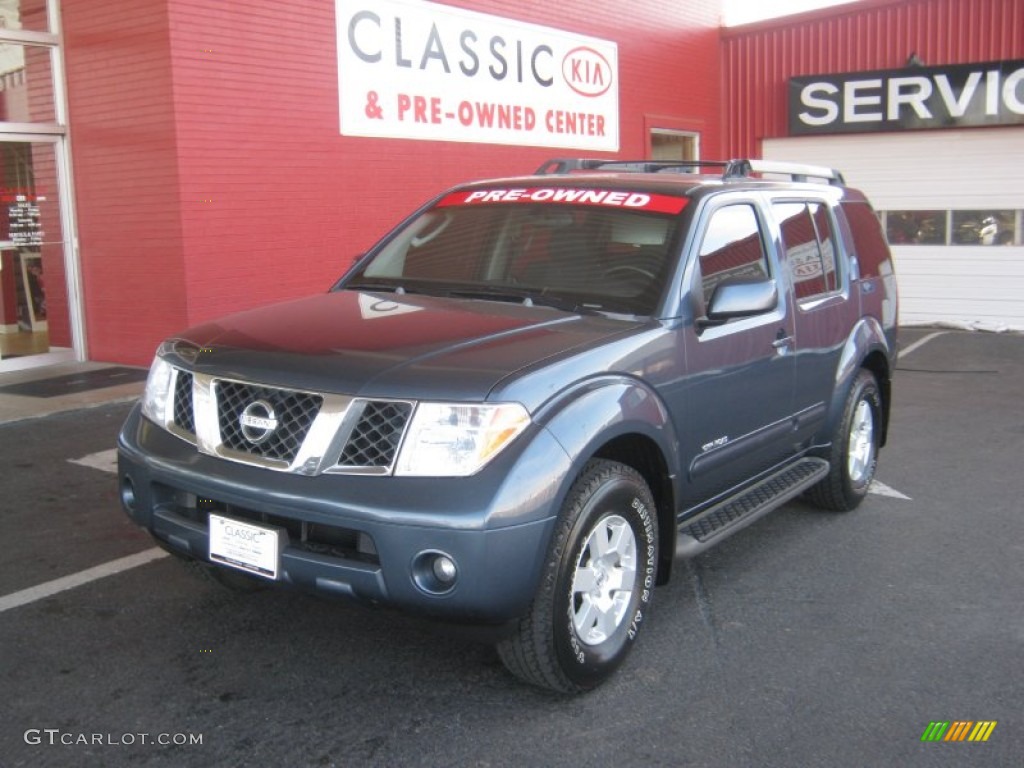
497,459,658,693
807,369,882,512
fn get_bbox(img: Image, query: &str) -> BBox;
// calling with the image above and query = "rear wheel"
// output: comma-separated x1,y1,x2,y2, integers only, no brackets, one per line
497,459,658,693
807,369,882,511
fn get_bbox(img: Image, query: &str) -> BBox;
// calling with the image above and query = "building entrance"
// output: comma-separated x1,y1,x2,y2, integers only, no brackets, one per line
0,140,72,364
650,129,699,162
0,0,83,371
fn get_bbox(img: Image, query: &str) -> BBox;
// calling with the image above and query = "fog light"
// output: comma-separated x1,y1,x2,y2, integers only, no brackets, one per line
432,555,457,585
412,550,459,595
120,476,137,513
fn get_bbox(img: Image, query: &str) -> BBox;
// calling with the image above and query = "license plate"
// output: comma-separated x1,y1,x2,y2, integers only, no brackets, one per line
208,514,283,580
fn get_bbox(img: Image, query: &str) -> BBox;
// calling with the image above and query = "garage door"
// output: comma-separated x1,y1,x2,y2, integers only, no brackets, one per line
764,128,1024,331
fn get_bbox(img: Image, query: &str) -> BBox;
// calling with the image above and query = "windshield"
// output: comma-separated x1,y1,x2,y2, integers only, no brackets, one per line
342,188,687,316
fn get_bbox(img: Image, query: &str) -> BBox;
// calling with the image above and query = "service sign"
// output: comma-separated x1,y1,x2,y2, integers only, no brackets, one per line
336,0,619,151
789,59,1024,135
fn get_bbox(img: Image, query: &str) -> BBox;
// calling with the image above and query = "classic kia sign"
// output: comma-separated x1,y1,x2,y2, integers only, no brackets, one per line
789,59,1024,135
335,0,619,150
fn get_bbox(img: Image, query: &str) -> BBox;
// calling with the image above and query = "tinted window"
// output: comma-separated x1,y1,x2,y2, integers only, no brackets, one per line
354,197,683,315
841,201,891,278
774,202,839,300
697,204,769,307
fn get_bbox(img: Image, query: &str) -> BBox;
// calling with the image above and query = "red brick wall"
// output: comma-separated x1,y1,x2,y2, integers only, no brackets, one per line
65,0,721,364
63,0,189,365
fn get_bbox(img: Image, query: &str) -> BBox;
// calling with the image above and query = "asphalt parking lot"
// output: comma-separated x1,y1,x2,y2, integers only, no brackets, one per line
1,328,1022,768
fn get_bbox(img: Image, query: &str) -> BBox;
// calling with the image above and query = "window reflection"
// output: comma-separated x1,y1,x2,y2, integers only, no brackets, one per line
0,42,54,122
0,0,52,33
951,210,1016,246
882,210,1020,246
885,211,946,245
774,202,840,300
698,204,769,306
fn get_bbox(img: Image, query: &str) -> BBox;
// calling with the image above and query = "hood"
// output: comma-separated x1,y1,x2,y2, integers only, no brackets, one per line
170,290,644,401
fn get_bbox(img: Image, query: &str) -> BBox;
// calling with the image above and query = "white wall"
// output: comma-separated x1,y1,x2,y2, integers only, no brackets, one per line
764,128,1024,331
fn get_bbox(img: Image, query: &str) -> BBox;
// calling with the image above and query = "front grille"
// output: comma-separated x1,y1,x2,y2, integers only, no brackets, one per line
172,370,195,435
216,380,323,463
339,401,413,470
164,369,414,474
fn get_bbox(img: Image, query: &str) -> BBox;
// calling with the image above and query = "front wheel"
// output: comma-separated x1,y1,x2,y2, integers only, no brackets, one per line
807,369,882,511
497,459,658,693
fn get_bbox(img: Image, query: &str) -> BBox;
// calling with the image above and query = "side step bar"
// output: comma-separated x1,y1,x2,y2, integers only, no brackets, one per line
675,457,829,558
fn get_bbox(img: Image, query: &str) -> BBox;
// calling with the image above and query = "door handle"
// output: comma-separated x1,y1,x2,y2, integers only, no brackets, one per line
772,334,794,350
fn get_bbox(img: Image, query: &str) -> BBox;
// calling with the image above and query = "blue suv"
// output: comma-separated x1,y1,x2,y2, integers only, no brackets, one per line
118,158,898,692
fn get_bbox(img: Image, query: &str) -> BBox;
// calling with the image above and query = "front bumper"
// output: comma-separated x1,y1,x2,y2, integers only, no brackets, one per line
117,405,566,623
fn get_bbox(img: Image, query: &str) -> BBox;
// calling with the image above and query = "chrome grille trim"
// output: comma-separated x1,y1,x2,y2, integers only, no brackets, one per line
329,399,415,476
171,369,196,438
192,373,355,474
159,366,415,476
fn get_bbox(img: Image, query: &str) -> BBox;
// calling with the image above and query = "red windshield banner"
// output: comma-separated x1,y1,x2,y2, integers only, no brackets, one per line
437,188,688,214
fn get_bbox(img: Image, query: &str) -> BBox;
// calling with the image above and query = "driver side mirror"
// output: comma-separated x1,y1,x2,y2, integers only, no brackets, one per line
697,278,778,328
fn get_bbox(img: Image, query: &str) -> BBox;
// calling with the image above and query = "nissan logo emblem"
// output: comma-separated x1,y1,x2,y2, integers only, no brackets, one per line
239,400,279,444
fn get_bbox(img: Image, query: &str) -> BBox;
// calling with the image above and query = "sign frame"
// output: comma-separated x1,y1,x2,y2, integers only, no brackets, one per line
336,0,620,151
789,59,1024,136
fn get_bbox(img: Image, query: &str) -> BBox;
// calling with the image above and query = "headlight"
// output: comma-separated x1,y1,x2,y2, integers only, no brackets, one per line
394,402,530,477
141,355,176,426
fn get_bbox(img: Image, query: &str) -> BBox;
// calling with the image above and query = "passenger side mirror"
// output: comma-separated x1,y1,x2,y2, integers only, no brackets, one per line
698,278,778,328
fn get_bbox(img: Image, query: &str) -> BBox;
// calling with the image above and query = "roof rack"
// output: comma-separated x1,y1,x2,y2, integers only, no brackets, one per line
535,157,845,185
723,159,845,185
535,158,730,175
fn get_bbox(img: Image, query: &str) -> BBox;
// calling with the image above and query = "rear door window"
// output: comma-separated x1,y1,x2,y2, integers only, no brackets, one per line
773,201,840,300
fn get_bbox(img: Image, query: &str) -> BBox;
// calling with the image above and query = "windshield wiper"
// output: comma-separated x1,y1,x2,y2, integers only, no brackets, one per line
444,286,536,304
444,286,603,314
347,281,608,314
345,280,411,294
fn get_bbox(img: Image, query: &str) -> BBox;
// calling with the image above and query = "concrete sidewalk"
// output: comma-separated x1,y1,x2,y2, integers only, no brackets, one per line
0,362,145,425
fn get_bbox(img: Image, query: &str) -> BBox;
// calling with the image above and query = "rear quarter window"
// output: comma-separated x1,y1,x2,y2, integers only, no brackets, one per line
840,200,891,279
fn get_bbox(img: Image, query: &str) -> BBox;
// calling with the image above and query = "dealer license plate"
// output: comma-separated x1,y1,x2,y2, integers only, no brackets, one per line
208,514,283,580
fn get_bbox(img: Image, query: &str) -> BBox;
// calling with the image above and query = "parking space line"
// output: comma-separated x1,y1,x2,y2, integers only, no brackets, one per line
900,331,948,359
0,547,169,614
868,480,912,500
68,447,119,474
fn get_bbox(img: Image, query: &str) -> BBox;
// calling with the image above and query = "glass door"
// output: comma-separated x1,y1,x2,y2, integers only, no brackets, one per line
0,139,70,362
0,0,82,370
